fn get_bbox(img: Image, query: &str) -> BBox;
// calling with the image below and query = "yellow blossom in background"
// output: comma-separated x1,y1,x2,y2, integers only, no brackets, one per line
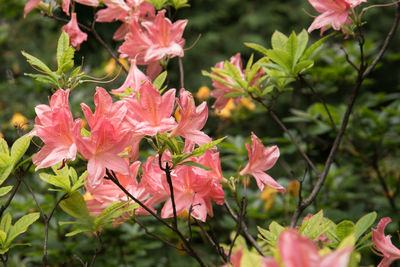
81,119,87,129
242,177,251,187
287,180,300,197
83,191,94,201
260,187,278,211
176,240,186,255
215,98,235,119
195,86,210,101
104,57,129,75
10,113,28,131
240,97,256,111
174,107,181,122
0,132,3,139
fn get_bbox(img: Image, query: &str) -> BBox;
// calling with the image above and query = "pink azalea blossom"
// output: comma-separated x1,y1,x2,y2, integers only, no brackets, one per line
119,10,187,64
62,13,87,50
211,53,264,111
86,161,149,217
62,0,99,15
96,0,154,23
307,0,366,35
124,81,176,136
30,89,81,170
170,89,212,150
372,217,400,267
278,230,353,267
23,0,41,18
111,60,150,95
240,133,285,193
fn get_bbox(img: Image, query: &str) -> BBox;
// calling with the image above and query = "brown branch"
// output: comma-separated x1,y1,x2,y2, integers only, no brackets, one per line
89,233,104,267
178,57,184,88
0,179,22,218
298,75,339,133
224,201,264,256
195,219,227,264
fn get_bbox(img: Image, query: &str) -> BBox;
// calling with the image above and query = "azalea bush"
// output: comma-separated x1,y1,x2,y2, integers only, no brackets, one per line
0,0,400,266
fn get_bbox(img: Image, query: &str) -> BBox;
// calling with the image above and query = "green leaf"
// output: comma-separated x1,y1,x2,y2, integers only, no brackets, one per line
58,47,75,74
39,173,71,192
225,61,247,89
0,213,12,233
245,42,269,55
24,73,58,85
0,186,13,197
337,233,356,249
296,29,309,62
190,137,227,157
6,212,40,247
153,71,167,91
286,31,298,67
354,212,376,242
336,220,355,241
66,228,94,237
94,201,127,228
59,192,93,223
0,139,8,154
57,31,70,67
0,165,13,187
10,135,32,165
71,171,87,192
271,31,288,50
266,49,292,73
0,153,11,168
293,59,314,74
302,32,334,60
178,161,212,171
21,51,56,79
0,230,6,245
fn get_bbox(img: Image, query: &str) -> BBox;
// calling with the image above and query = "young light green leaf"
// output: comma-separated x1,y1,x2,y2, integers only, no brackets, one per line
336,220,355,241
266,50,292,72
59,192,93,223
302,32,335,60
5,212,40,247
0,213,12,233
296,29,309,62
190,137,227,157
271,31,288,50
0,230,6,245
293,59,314,74
0,186,13,197
0,139,8,154
286,31,298,67
354,212,376,241
94,201,129,229
153,71,167,91
24,73,58,85
10,135,32,165
337,233,356,249
39,173,71,192
224,61,247,89
245,42,269,55
58,47,75,74
21,51,56,79
178,161,212,171
65,228,94,237
0,165,13,187
57,31,70,67
0,153,11,168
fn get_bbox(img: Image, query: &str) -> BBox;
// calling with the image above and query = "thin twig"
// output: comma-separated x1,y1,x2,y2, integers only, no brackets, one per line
133,218,183,251
0,179,22,218
224,201,264,256
340,45,359,71
89,233,104,267
299,75,339,133
195,219,227,263
178,57,184,88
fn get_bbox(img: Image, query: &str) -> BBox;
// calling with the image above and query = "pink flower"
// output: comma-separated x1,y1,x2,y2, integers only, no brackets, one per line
23,0,41,18
30,89,81,170
307,0,366,34
119,10,187,64
62,13,87,50
240,133,285,193
170,89,212,150
372,217,400,267
111,60,150,95
124,81,176,136
62,0,99,15
278,230,353,267
210,53,264,111
96,0,154,23
86,161,149,217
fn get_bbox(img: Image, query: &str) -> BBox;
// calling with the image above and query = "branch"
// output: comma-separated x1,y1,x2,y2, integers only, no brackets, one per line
178,57,184,88
224,201,264,256
195,219,227,264
363,3,400,78
89,233,104,267
0,179,22,218
159,155,178,230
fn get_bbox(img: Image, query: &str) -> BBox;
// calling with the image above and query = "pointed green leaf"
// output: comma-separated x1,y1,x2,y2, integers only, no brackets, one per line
6,212,40,247
244,42,269,55
354,212,376,242
57,31,70,67
293,59,314,74
0,213,12,233
0,186,13,197
58,47,75,74
178,161,212,171
336,220,355,241
190,137,227,157
153,71,167,91
94,201,128,228
59,192,92,223
0,153,11,168
225,61,247,89
66,228,94,237
10,136,32,165
0,230,6,245
302,32,334,60
39,173,71,192
271,31,288,50
24,73,58,85
286,31,298,67
0,165,13,187
0,139,8,155
21,51,56,79
296,29,309,62
266,50,292,72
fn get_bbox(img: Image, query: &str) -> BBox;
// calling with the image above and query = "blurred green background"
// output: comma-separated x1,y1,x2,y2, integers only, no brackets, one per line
0,0,400,266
